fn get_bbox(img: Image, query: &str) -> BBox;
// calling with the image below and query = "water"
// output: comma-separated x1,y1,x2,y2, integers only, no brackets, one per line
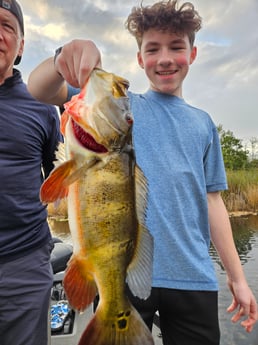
211,215,258,345
49,215,258,344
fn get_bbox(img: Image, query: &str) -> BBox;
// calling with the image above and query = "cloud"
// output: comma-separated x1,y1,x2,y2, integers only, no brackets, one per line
18,0,258,140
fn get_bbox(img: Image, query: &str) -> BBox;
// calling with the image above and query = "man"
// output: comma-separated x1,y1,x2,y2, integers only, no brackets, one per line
0,1,61,344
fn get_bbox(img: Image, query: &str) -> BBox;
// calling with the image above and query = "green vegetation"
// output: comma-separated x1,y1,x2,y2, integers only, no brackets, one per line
217,125,258,212
218,125,249,170
222,169,258,212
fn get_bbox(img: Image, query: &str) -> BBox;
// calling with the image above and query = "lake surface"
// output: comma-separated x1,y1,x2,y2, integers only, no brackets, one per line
49,215,258,344
210,215,258,345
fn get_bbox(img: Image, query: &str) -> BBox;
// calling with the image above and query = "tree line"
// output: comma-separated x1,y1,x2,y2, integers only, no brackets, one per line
217,125,258,170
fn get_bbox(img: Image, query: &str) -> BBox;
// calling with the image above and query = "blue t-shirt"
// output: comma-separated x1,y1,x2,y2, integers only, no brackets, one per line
0,69,62,262
130,90,227,291
67,86,227,291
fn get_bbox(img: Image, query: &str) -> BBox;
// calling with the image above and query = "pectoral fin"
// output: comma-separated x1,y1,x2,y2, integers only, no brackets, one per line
41,156,100,204
40,160,76,203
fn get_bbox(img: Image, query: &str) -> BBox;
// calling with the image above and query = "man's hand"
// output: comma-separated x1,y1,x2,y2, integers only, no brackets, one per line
54,39,102,88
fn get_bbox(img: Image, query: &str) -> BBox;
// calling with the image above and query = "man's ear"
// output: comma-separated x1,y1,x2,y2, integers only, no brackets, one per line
137,51,144,69
18,38,24,56
190,46,197,64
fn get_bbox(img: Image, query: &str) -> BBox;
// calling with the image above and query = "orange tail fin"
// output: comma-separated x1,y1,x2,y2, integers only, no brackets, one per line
78,304,154,345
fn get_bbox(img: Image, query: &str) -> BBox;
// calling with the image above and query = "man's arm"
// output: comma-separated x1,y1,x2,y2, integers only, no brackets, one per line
28,57,67,106
28,39,102,106
208,191,257,332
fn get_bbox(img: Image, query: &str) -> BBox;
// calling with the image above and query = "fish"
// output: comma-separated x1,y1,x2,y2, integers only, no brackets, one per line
40,68,154,345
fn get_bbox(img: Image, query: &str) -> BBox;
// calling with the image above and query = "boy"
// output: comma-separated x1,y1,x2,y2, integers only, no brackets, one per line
28,1,257,344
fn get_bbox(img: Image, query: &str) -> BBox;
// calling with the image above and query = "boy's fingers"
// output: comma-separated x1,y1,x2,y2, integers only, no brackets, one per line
241,315,257,333
231,307,246,323
227,298,238,313
230,302,257,332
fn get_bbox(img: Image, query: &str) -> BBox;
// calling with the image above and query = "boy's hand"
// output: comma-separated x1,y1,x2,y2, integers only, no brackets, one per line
54,39,102,88
227,279,258,332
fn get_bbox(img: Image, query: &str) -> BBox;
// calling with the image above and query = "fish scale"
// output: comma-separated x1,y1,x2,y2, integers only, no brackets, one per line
40,68,154,345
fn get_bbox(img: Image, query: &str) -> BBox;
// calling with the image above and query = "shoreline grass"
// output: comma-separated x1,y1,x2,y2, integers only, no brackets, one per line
222,169,258,213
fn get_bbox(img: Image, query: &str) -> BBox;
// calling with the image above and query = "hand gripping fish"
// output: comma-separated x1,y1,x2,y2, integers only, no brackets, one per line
40,68,154,345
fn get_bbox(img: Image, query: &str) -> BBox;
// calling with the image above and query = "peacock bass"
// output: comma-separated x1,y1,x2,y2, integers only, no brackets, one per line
40,68,154,345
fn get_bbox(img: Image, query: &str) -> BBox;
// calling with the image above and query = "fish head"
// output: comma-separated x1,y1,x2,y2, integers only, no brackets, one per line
63,68,133,155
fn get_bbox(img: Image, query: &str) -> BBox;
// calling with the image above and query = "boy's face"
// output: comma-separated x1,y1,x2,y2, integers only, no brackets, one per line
137,29,196,97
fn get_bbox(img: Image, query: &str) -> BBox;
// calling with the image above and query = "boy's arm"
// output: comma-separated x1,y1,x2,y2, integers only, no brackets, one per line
28,39,102,106
208,191,257,332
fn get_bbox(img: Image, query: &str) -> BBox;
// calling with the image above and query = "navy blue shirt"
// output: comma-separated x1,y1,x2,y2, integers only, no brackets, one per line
0,69,61,262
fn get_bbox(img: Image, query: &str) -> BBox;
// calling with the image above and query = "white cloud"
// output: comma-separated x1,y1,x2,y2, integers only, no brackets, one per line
18,0,258,140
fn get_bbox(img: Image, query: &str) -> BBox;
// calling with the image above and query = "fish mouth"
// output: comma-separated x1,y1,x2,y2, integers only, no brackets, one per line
72,119,108,153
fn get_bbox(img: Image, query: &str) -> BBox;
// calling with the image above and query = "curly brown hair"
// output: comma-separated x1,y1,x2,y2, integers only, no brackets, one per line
125,0,202,48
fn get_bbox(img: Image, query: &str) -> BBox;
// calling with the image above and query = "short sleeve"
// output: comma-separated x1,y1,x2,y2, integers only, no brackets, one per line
204,125,228,192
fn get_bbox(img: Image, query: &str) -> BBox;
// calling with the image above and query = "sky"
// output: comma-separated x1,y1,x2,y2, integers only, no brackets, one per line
18,0,258,143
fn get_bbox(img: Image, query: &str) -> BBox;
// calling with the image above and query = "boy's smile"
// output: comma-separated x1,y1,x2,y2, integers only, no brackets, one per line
137,29,197,97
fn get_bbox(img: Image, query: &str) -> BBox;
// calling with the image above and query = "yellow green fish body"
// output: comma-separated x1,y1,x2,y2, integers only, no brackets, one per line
41,69,154,345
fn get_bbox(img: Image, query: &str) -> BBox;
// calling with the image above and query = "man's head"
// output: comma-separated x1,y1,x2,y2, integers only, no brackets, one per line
125,0,202,49
0,0,24,64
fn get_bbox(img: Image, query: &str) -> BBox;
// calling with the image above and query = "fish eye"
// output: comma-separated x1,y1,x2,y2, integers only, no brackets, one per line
125,113,133,124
